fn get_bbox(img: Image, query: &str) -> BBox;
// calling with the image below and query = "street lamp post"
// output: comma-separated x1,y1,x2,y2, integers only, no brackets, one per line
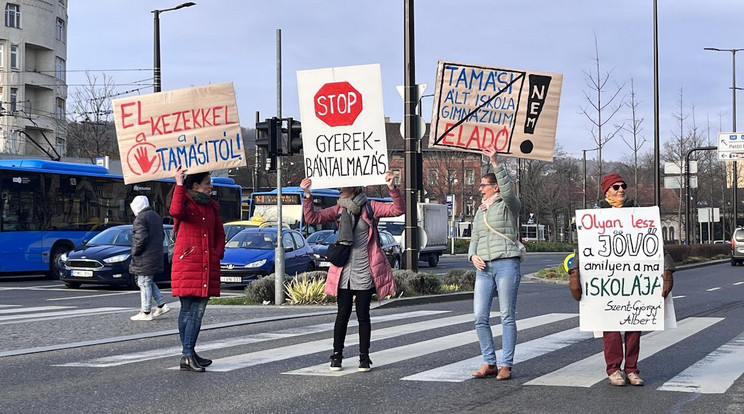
704,47,743,231
153,2,196,93
582,148,599,209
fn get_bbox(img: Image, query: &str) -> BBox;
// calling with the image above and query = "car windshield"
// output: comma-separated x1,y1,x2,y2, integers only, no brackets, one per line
379,221,404,236
306,231,332,244
319,233,338,245
226,231,276,250
86,227,132,246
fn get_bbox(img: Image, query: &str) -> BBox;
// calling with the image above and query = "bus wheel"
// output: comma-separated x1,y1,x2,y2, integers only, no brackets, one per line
47,245,71,280
64,282,82,289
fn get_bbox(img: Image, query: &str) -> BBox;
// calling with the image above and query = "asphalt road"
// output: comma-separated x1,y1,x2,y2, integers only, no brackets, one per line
1,259,742,414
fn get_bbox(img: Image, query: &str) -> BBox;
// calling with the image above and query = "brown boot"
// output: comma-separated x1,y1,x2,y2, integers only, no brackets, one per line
472,364,498,378
496,366,512,380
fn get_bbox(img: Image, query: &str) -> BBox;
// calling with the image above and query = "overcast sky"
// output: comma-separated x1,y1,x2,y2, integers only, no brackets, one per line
67,0,744,162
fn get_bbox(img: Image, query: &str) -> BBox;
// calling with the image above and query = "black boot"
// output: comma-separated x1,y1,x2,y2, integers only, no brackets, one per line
180,355,205,372
194,353,212,367
329,352,343,371
358,353,372,372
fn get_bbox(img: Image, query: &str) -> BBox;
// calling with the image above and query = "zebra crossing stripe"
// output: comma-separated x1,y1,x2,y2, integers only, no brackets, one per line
0,306,75,315
402,326,592,382
206,312,495,372
58,310,450,368
284,313,575,377
658,332,744,394
525,317,724,388
0,307,130,322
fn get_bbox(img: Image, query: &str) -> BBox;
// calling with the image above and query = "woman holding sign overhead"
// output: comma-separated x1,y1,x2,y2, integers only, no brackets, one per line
301,171,403,373
569,173,675,386
468,145,522,380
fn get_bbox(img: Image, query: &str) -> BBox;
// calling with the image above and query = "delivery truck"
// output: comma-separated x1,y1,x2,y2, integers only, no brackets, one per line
378,203,448,267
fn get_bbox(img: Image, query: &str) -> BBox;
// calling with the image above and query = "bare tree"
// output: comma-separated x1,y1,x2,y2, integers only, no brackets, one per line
66,72,118,162
580,33,625,200
618,78,648,201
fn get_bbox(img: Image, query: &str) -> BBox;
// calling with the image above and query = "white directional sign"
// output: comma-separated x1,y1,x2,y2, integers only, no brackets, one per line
718,132,744,160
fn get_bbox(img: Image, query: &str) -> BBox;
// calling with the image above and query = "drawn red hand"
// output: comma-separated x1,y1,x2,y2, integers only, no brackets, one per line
134,146,156,173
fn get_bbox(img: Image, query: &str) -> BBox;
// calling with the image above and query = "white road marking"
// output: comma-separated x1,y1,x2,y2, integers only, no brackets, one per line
525,317,724,387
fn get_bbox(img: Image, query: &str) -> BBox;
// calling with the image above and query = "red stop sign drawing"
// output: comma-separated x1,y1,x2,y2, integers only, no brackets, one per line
314,81,363,127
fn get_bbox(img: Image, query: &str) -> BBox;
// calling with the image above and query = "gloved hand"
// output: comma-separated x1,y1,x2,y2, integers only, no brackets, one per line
662,270,674,298
568,269,582,301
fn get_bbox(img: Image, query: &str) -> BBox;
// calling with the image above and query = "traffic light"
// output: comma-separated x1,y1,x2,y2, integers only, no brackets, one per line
286,117,303,155
255,117,281,156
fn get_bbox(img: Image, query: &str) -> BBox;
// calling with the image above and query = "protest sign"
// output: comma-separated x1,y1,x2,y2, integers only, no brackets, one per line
575,206,670,331
429,61,562,162
113,82,244,184
297,64,389,189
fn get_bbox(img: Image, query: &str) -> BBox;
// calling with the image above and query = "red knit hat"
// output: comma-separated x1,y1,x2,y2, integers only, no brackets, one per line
601,173,625,194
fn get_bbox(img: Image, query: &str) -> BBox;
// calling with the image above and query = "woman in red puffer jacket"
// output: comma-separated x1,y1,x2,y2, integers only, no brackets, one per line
169,166,225,372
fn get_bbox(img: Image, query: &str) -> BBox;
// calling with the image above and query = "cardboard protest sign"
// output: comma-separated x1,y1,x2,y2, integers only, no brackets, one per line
113,82,244,184
575,206,670,331
297,64,389,189
429,61,562,162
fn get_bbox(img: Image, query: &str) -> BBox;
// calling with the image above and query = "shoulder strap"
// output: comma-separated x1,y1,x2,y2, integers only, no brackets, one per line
365,201,374,222
482,211,516,243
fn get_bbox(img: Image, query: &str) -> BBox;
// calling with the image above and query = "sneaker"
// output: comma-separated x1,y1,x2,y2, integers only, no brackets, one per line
329,352,342,371
608,370,626,386
130,311,152,321
153,304,171,317
627,372,644,386
358,354,373,372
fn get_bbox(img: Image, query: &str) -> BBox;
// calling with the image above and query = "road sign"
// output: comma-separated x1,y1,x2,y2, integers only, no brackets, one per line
314,81,363,127
718,132,744,160
563,253,575,273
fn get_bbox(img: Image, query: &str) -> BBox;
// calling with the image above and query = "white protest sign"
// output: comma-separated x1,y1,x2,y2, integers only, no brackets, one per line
575,206,667,331
113,82,244,184
429,61,562,162
297,64,389,189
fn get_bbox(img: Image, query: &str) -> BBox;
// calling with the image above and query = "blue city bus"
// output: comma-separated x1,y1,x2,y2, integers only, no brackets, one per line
247,187,391,236
0,159,242,278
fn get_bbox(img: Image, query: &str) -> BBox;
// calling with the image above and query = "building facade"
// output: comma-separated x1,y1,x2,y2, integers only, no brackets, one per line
0,0,67,158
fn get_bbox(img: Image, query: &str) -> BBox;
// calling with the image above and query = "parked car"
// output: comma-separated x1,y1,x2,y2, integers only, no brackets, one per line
223,219,289,242
313,230,402,270
731,227,744,265
58,225,175,289
305,230,335,247
220,227,315,284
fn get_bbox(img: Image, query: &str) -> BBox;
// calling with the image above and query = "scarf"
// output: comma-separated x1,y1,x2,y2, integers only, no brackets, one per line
188,189,211,205
337,192,368,244
605,195,625,208
479,192,502,211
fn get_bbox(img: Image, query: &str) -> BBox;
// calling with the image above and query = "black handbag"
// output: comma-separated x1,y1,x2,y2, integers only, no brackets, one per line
326,212,361,267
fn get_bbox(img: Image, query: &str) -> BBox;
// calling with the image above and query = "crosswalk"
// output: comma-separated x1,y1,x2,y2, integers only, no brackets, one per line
0,304,131,324
32,308,744,394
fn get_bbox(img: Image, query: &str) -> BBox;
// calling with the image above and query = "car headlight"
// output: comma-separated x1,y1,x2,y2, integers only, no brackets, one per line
244,259,267,268
59,252,68,262
103,254,130,263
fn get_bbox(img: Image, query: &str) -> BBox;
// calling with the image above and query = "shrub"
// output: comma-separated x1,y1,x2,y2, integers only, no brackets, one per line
301,270,328,283
285,274,329,305
392,269,418,296
244,275,276,304
401,272,442,296
442,268,476,291
537,265,569,281
524,241,575,252
665,243,730,263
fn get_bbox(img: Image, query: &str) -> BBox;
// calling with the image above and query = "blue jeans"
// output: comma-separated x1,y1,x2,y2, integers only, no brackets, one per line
178,296,209,356
474,257,521,367
136,275,165,313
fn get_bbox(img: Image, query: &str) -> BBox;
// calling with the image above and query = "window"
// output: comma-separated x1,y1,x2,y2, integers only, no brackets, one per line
55,57,65,80
447,169,458,185
56,18,65,42
465,199,475,216
0,44,4,67
55,137,65,156
10,44,18,70
428,169,438,186
56,98,65,120
392,169,401,186
5,4,20,28
10,88,17,112
465,169,475,185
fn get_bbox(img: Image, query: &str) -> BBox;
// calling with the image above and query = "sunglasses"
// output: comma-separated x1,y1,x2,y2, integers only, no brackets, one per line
612,183,627,191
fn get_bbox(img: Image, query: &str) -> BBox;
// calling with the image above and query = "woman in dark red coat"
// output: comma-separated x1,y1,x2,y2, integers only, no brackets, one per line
170,166,225,372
